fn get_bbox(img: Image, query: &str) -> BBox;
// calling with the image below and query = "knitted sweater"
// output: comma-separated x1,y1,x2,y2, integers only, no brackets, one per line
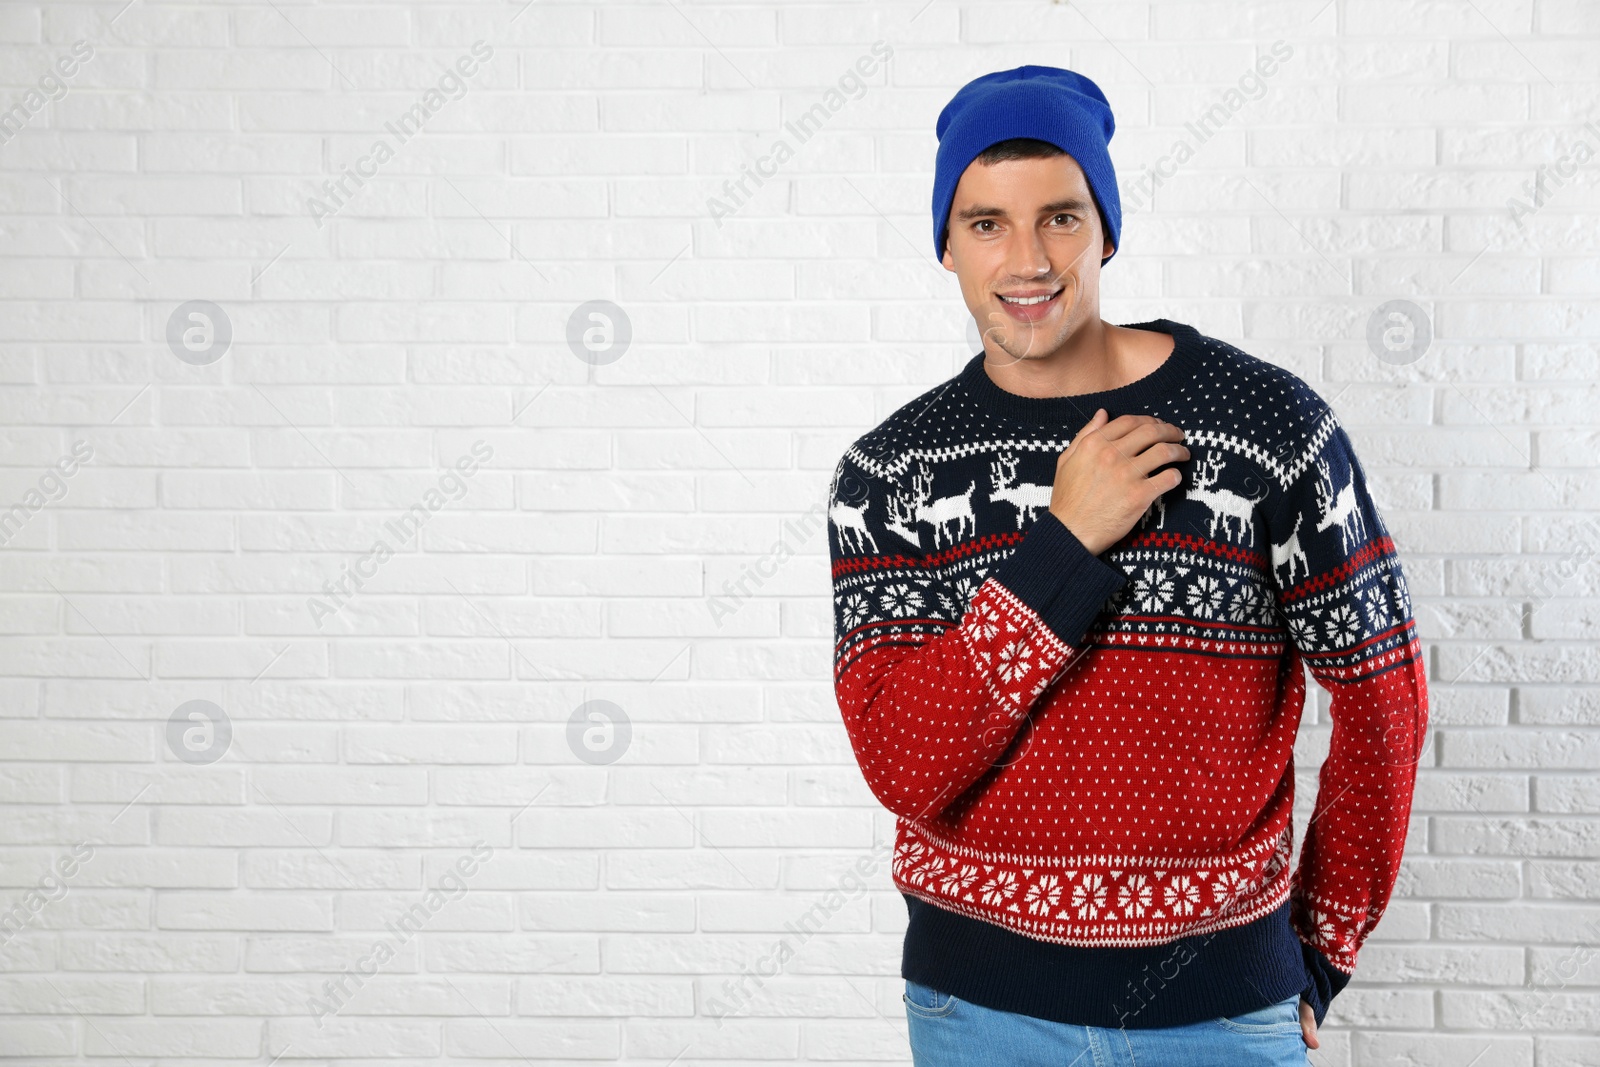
827,318,1428,1031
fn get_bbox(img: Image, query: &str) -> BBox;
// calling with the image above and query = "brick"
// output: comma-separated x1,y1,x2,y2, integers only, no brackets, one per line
60,934,239,972
157,892,333,932
0,976,143,1013
265,1017,440,1057
85,1018,261,1057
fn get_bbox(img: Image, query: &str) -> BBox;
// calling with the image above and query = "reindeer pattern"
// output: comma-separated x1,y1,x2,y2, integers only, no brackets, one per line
989,452,1054,529
1186,452,1270,546
830,432,1399,653
1141,443,1374,596
884,460,979,550
861,447,1294,556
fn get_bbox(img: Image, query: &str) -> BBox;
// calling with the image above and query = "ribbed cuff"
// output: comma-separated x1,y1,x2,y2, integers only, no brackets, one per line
1298,941,1352,1029
988,511,1128,647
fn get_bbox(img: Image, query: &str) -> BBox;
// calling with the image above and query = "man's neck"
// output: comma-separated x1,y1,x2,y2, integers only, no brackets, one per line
980,319,1175,400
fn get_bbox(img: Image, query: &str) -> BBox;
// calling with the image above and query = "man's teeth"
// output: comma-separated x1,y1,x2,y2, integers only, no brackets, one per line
999,292,1059,305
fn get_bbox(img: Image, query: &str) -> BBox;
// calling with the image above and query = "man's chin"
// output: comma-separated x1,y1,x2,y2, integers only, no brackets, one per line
989,329,1068,363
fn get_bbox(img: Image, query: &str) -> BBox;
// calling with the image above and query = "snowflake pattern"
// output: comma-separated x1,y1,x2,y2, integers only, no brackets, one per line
1119,579,1257,628
1299,899,1366,964
879,582,923,618
1392,571,1412,617
954,581,1072,712
1164,874,1201,916
1132,567,1175,611
839,550,1402,660
1072,873,1109,919
979,868,1021,907
1185,575,1228,616
1227,582,1264,624
1024,874,1063,916
995,639,1034,683
1211,868,1255,912
938,862,981,898
952,574,980,614
1117,874,1153,918
893,821,1295,945
1305,907,1340,951
1323,603,1361,647
970,598,1002,642
1362,581,1400,632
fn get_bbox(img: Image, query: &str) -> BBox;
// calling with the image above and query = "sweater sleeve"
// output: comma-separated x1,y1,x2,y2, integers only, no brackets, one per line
828,445,1128,823
1265,409,1430,1029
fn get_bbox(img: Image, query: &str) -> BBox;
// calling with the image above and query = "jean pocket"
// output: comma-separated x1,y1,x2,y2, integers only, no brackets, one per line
902,978,958,1019
1212,992,1303,1035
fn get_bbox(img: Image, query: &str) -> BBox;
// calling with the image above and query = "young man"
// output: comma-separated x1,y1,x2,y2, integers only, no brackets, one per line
827,66,1429,1065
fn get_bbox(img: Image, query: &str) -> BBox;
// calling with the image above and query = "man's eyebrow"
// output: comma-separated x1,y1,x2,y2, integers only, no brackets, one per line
953,198,1094,222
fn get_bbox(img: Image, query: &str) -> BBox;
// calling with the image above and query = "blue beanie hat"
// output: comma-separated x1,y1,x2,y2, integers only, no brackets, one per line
932,65,1121,266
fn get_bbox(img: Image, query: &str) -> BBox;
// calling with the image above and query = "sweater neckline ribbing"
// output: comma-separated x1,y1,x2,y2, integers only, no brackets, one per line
957,318,1201,428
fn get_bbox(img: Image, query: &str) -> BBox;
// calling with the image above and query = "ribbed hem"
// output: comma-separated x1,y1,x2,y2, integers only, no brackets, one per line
988,510,1127,648
959,318,1201,428
1299,941,1352,1029
902,892,1314,1030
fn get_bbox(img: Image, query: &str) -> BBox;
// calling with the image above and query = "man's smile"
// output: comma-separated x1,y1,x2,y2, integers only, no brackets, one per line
996,286,1064,321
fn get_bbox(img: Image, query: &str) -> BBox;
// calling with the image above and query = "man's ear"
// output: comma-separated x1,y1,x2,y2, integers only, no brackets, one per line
941,237,955,272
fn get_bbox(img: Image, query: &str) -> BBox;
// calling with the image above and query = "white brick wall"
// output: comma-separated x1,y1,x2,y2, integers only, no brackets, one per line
2,0,1598,1063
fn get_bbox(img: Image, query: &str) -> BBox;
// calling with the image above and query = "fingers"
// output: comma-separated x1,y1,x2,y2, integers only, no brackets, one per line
1299,1001,1319,1049
1066,407,1108,450
1120,422,1189,466
1080,416,1187,471
1107,420,1184,459
1130,439,1190,479
1067,411,1188,476
1095,412,1181,444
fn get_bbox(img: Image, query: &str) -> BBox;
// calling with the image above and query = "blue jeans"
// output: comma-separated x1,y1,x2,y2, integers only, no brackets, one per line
904,979,1313,1066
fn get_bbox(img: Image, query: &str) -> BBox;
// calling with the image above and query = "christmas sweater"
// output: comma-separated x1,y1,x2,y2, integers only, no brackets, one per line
827,319,1428,1030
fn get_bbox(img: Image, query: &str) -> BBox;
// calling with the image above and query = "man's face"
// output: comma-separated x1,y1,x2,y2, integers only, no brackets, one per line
940,152,1114,366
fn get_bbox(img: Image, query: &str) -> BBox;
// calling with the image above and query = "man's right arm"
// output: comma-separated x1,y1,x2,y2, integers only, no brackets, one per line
828,451,1128,822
